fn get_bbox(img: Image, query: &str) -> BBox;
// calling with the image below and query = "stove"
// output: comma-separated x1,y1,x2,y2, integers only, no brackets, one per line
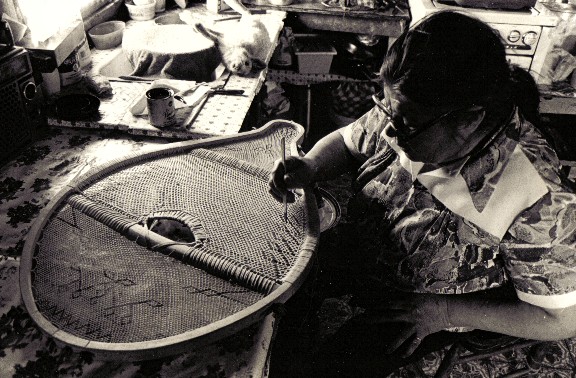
407,0,559,83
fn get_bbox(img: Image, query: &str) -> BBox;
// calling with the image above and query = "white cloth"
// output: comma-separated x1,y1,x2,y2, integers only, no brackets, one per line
381,132,548,241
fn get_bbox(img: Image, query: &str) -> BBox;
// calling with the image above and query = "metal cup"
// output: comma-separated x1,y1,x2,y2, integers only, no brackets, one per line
146,87,176,128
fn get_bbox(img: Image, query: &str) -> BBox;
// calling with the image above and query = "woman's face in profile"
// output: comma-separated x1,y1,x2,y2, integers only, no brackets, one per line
381,85,486,165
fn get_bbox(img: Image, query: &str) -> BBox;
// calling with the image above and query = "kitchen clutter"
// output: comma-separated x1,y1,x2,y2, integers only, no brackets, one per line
293,35,337,74
122,23,220,82
260,81,292,123
58,48,84,87
271,27,294,68
88,21,125,50
126,0,167,18
128,79,242,129
145,87,179,127
154,12,185,25
35,2,286,138
270,28,385,80
82,72,113,98
539,5,576,96
125,0,156,20
54,93,101,121
545,48,576,85
270,30,338,74
16,0,93,96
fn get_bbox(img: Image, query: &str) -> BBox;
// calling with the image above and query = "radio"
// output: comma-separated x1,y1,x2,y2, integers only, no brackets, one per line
0,45,44,165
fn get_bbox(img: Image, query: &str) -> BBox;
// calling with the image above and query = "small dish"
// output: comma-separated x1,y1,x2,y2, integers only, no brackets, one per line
154,13,185,25
316,187,341,232
125,0,156,21
88,21,125,50
55,94,101,121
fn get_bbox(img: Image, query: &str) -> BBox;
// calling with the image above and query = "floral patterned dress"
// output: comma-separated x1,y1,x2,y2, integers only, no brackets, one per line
341,105,576,310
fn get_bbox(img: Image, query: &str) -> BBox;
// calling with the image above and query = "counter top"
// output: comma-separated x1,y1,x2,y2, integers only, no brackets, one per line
46,5,286,140
245,0,410,37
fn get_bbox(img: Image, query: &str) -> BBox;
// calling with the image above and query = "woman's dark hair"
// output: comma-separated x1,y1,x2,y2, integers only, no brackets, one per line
380,11,541,126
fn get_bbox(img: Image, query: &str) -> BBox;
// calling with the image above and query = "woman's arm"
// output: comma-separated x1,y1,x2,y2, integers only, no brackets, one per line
268,129,358,201
446,294,576,341
299,129,358,183
370,292,576,357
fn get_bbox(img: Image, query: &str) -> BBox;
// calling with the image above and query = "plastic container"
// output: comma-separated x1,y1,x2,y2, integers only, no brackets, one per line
125,0,156,20
88,21,125,49
293,35,337,74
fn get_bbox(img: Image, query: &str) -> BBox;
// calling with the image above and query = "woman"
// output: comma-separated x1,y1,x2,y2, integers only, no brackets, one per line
268,11,576,377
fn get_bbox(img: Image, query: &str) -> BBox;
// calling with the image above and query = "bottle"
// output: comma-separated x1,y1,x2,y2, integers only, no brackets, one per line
76,35,92,70
58,49,82,87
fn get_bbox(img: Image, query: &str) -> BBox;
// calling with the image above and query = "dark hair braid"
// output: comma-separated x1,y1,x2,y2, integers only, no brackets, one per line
508,63,541,127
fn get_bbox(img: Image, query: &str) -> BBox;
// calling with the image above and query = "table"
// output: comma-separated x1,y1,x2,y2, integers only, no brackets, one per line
46,5,286,140
0,127,278,377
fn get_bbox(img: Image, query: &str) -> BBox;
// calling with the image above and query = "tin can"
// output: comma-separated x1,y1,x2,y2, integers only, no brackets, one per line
146,87,177,128
58,50,82,87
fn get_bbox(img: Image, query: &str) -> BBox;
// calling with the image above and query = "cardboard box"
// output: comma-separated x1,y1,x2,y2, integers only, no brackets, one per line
206,0,231,13
19,20,85,71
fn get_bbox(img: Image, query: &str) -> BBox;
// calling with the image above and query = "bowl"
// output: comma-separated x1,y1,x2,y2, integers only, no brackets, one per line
154,13,185,25
125,0,156,21
88,21,126,50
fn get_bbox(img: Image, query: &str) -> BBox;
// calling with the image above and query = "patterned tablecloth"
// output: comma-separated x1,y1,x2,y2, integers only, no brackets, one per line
0,127,276,377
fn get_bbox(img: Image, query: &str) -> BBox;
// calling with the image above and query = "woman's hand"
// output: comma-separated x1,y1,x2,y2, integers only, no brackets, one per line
268,156,316,203
362,291,576,358
268,130,355,203
362,293,452,357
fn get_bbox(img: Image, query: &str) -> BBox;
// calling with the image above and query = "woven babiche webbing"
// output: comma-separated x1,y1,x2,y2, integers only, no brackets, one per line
20,120,319,361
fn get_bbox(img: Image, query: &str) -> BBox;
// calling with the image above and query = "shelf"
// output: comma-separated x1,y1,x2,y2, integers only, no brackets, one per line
540,96,576,115
267,68,369,85
245,0,410,37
